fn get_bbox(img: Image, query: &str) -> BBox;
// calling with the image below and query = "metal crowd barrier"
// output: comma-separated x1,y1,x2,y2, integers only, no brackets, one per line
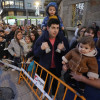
0,59,86,100
17,59,86,100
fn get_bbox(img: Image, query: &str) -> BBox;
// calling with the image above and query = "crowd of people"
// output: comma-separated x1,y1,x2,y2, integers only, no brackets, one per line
0,2,100,100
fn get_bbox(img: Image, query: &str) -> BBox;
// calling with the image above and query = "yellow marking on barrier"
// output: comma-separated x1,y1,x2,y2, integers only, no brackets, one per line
36,85,39,94
32,83,34,88
18,59,86,100
74,94,78,100
62,88,68,100
48,77,54,95
27,72,29,81
35,64,38,73
43,73,48,90
40,68,43,77
18,60,24,84
54,82,60,100
21,73,41,100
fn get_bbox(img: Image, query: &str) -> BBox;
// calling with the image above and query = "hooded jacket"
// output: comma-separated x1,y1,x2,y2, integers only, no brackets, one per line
62,47,99,79
41,2,64,29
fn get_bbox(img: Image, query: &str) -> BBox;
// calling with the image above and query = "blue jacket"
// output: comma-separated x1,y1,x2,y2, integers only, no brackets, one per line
41,2,64,29
34,31,69,77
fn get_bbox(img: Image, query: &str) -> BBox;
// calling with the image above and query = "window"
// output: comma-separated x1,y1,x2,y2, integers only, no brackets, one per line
17,11,23,16
15,1,19,8
39,5,42,9
2,2,5,8
8,11,14,16
27,3,31,8
19,1,24,9
9,1,14,8
72,3,84,27
29,12,35,16
5,1,10,8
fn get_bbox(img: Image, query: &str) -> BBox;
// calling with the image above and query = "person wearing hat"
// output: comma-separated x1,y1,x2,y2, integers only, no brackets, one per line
41,2,64,31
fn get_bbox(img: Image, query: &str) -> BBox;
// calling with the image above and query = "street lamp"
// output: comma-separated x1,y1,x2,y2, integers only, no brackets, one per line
35,1,40,16
35,1,40,26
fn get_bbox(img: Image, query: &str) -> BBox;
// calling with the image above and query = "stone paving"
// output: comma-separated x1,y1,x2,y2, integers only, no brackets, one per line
0,64,37,100
0,63,65,100
0,34,74,100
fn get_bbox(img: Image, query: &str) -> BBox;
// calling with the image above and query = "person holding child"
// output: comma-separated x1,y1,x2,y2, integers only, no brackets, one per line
34,18,69,99
62,36,99,95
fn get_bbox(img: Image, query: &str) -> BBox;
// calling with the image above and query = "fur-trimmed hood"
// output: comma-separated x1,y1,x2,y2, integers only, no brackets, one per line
77,44,97,57
82,48,97,57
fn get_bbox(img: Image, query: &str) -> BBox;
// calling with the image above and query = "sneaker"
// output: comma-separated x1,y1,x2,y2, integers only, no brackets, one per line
11,69,16,71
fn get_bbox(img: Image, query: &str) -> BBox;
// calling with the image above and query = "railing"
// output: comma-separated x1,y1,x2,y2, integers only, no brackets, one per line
18,59,86,100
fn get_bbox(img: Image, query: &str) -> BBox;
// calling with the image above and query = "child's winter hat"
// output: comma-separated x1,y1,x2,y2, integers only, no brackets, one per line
49,15,58,19
46,2,58,16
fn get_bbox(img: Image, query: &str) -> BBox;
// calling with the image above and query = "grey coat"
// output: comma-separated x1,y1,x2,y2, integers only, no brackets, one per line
8,39,23,57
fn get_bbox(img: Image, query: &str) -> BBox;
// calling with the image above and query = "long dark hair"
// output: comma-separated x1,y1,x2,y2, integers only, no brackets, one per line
31,30,39,42
77,26,86,37
25,35,32,42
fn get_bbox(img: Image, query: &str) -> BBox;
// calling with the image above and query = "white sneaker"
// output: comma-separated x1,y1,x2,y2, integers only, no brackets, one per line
11,69,16,71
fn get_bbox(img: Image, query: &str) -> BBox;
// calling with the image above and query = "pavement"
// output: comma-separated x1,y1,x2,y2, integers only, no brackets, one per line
0,34,74,100
0,64,37,100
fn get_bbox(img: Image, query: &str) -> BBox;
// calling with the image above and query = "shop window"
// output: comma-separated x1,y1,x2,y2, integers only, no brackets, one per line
72,3,84,27
8,11,14,16
17,12,23,16
29,12,35,16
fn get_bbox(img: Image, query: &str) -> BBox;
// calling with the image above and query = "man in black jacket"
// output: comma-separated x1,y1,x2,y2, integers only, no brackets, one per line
34,19,69,99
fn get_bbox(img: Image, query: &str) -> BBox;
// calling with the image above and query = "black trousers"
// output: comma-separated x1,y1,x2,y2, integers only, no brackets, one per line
64,69,85,95
41,68,58,95
13,57,21,68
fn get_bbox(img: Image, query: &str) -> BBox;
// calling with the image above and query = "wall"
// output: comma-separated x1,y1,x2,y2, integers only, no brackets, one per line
59,0,100,40
60,0,100,27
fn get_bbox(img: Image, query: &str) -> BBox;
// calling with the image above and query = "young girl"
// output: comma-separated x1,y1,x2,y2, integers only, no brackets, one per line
21,35,33,57
8,30,23,68
25,31,39,64
41,2,64,30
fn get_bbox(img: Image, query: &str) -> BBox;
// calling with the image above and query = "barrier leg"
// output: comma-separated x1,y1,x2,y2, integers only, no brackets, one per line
18,72,23,84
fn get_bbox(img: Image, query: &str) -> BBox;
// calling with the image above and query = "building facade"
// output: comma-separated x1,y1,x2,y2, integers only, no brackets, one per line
59,0,100,29
55,0,100,39
0,0,45,25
